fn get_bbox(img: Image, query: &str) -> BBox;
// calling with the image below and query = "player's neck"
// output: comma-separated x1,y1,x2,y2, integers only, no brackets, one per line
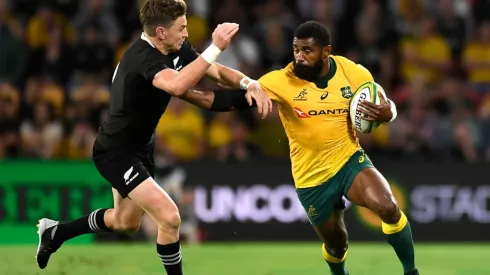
313,57,336,89
142,32,171,55
319,58,331,78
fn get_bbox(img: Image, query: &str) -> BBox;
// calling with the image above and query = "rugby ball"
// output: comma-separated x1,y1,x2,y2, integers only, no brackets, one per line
349,82,384,133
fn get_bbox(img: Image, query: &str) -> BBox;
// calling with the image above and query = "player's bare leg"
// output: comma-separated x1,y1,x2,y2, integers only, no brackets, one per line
36,188,144,269
312,210,349,275
347,168,419,275
128,177,184,275
106,188,146,231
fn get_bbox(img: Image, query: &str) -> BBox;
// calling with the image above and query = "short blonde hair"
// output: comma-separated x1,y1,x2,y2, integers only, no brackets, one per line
139,0,187,36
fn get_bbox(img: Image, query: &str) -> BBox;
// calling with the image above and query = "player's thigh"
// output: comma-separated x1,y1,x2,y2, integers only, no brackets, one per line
137,143,156,178
296,180,345,233
111,188,145,230
93,147,152,199
346,167,392,207
93,147,157,227
346,166,401,223
300,148,373,221
312,209,348,246
127,177,180,228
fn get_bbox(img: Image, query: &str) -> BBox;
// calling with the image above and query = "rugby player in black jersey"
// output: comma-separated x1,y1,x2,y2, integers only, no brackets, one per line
35,1,272,274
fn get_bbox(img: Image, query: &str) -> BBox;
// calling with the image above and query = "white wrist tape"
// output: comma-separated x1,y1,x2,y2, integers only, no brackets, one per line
239,77,258,90
387,99,397,123
201,44,222,64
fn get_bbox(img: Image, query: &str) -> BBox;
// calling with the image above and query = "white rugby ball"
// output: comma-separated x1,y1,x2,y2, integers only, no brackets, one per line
349,82,385,133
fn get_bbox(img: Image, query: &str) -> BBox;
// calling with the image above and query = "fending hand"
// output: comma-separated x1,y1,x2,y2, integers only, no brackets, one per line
245,82,273,119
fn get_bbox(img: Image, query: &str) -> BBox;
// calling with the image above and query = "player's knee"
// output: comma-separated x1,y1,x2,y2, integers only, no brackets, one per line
325,242,348,259
112,217,141,233
117,221,141,233
376,201,401,224
162,209,181,230
154,203,181,230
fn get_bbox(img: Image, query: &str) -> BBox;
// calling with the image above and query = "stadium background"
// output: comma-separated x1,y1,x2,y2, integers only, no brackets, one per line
1,0,490,274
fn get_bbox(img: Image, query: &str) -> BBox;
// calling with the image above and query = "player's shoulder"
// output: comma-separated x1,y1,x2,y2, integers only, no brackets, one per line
331,55,373,88
126,36,164,61
331,55,358,70
259,62,295,82
260,69,285,80
332,55,371,76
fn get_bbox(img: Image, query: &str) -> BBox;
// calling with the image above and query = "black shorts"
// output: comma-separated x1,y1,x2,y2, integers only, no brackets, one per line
92,140,155,198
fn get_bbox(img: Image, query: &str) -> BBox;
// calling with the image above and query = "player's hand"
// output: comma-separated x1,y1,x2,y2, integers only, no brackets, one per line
358,91,393,123
246,83,273,119
212,23,240,51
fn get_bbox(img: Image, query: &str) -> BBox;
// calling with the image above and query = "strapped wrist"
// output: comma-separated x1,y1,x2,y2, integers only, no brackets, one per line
239,77,258,90
201,44,222,64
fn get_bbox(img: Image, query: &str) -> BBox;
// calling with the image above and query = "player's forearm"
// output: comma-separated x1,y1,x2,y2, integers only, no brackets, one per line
172,59,212,95
213,63,245,89
154,45,223,96
208,63,257,90
181,89,217,110
153,58,213,96
377,86,397,124
181,89,254,111
385,98,398,124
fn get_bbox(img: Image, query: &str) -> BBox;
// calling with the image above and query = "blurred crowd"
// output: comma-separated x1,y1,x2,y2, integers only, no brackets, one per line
0,0,490,163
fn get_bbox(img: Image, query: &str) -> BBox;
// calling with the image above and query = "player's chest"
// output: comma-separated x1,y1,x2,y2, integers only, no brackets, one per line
164,54,184,71
281,80,354,119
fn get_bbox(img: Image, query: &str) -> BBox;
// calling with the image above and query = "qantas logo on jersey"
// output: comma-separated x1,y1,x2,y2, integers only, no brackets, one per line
294,107,348,118
308,109,349,116
293,107,310,118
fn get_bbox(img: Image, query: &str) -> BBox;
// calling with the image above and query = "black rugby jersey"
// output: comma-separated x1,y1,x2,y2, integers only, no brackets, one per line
96,33,199,148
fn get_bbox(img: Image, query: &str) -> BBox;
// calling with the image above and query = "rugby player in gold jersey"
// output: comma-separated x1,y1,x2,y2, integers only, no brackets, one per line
255,21,418,275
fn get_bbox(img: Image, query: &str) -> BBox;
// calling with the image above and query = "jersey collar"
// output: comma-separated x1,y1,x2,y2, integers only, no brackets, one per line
313,57,336,89
141,32,156,48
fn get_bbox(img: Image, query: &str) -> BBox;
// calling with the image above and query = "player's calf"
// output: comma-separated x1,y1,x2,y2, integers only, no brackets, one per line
128,177,184,275
107,209,143,233
381,210,418,275
312,210,350,275
322,244,349,275
109,217,141,233
348,168,418,274
366,188,417,275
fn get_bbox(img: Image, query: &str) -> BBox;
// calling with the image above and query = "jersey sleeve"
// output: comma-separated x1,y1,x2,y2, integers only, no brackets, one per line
181,40,199,66
351,64,374,92
145,62,169,81
141,49,170,81
336,56,374,92
257,71,282,102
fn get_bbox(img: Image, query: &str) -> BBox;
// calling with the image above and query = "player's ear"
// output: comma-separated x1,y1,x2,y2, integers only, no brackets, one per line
156,26,166,40
323,45,332,57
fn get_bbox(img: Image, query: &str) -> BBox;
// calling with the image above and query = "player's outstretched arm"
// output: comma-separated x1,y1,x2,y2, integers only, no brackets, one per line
180,89,272,117
152,23,239,96
204,63,273,118
205,62,253,90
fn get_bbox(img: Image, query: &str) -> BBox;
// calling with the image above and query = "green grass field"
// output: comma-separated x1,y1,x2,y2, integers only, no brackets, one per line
2,242,489,275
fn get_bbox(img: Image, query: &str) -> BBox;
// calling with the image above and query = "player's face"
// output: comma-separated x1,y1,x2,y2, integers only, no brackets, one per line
157,15,188,52
292,38,330,82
